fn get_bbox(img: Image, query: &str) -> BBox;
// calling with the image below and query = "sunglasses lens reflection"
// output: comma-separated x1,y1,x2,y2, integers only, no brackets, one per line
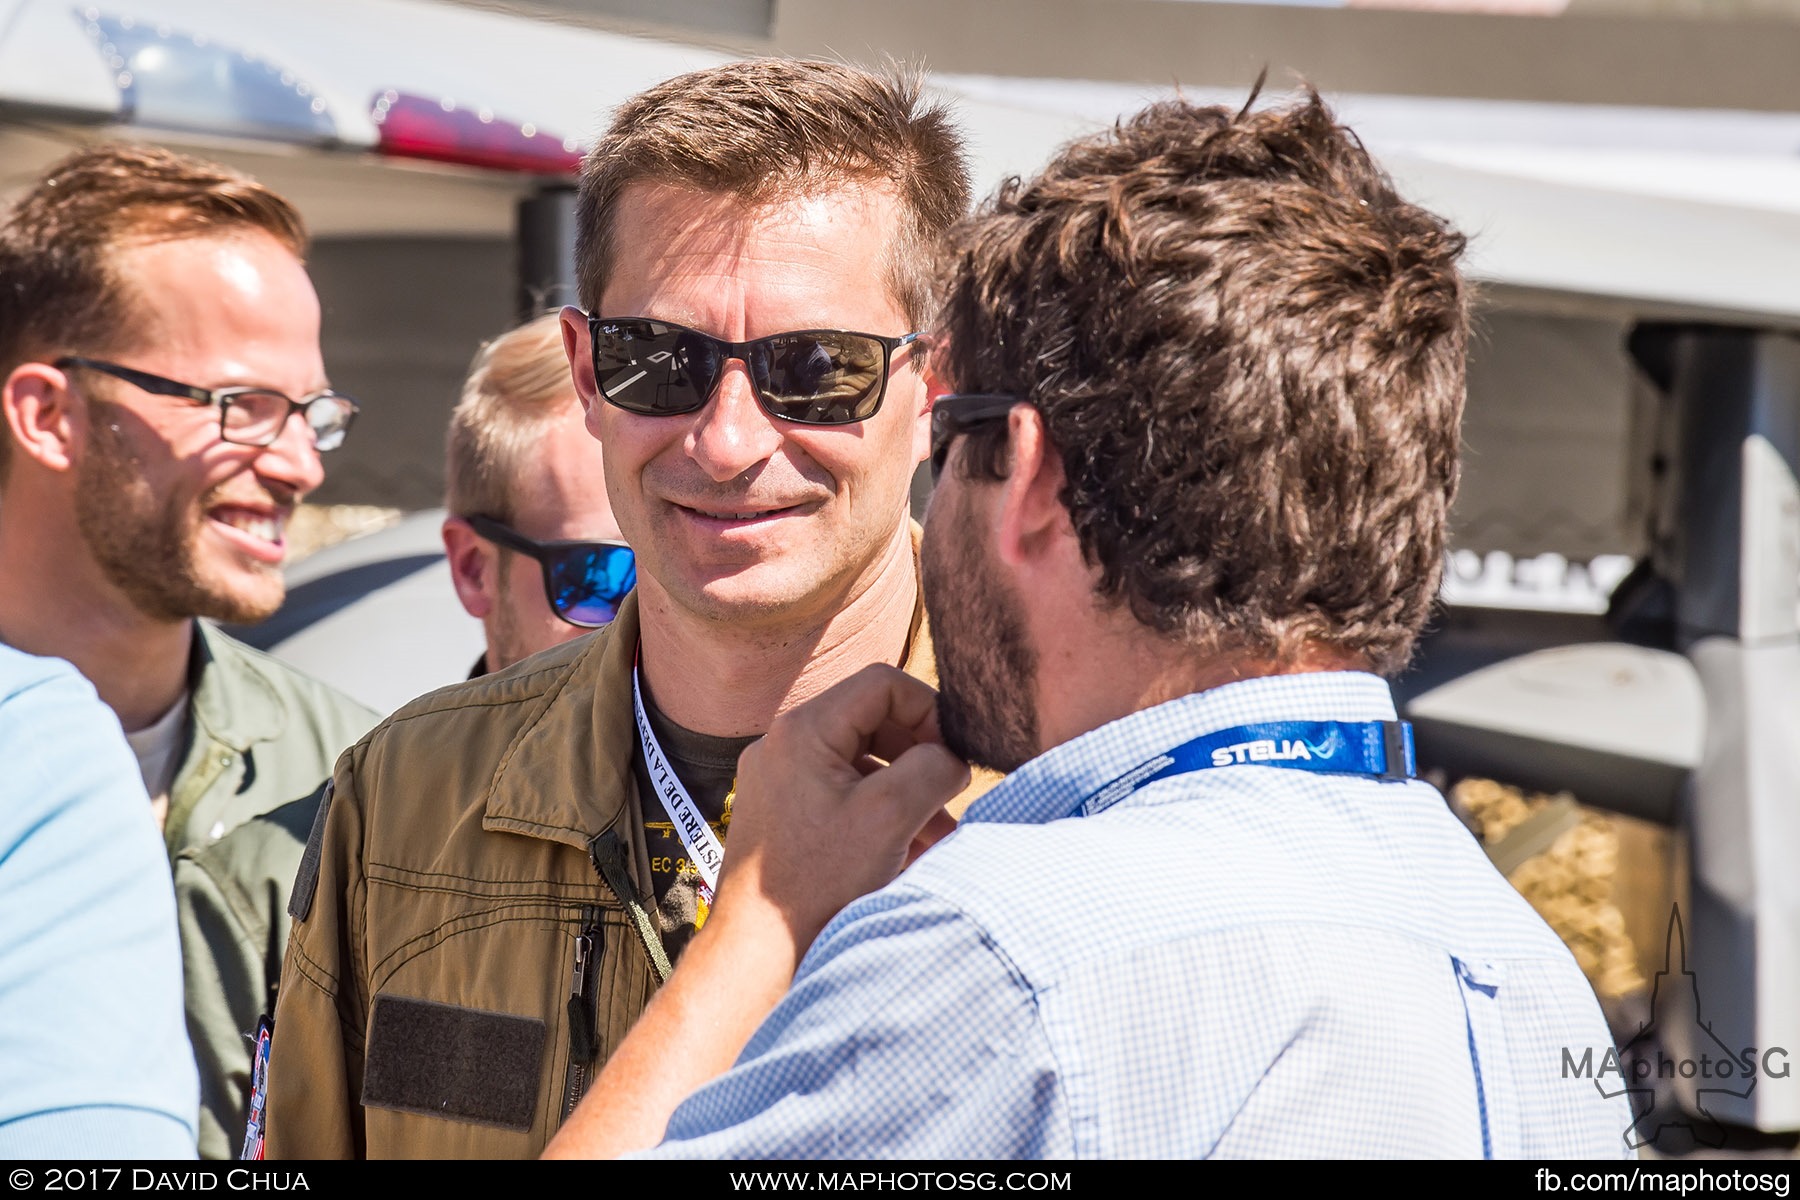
592,318,889,425
595,320,706,415
756,332,884,423
548,545,637,628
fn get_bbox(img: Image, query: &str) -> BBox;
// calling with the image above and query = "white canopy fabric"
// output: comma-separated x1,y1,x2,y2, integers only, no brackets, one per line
940,74,1800,326
4,0,1799,319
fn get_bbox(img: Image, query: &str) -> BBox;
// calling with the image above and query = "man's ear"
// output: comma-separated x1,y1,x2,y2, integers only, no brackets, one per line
993,405,1070,571
909,357,947,468
920,353,949,401
559,306,602,423
441,516,498,619
3,363,83,474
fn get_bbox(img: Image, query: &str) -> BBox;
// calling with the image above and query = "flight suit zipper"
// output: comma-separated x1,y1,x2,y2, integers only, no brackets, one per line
560,908,604,1122
589,829,672,982
559,833,671,1124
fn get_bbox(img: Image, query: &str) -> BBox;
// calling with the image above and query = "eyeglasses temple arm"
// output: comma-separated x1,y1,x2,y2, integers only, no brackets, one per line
62,357,216,406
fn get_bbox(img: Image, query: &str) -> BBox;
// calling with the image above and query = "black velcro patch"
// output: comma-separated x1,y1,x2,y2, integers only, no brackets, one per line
288,778,334,923
362,994,545,1132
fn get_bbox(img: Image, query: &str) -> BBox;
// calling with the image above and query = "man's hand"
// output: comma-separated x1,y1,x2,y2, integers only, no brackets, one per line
542,664,969,1159
719,663,970,955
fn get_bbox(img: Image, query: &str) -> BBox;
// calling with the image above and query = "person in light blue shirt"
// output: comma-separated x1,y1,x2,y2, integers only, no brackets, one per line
547,89,1635,1160
0,645,198,1157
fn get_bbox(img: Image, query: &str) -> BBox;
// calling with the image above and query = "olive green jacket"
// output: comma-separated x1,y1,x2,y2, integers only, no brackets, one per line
265,591,990,1159
170,624,379,1159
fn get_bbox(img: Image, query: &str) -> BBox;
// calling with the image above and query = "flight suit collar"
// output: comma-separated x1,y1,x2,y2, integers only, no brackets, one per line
480,592,644,853
187,619,289,752
164,621,294,857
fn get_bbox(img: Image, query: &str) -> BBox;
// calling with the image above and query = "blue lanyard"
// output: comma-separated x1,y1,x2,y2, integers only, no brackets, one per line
1086,720,1417,812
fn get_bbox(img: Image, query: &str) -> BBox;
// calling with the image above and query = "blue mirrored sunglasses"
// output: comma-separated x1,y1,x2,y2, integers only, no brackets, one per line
466,515,635,628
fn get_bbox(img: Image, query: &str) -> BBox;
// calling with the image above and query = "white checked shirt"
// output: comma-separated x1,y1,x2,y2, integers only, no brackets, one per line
641,672,1636,1159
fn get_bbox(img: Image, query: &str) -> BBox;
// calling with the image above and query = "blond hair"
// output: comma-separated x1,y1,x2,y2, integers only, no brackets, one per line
445,314,579,521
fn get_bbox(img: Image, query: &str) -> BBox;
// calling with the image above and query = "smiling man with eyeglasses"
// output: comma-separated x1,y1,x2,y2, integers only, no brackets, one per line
0,143,380,1158
264,59,987,1160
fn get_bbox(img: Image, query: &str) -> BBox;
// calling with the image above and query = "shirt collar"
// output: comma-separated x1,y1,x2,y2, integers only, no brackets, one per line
962,670,1400,827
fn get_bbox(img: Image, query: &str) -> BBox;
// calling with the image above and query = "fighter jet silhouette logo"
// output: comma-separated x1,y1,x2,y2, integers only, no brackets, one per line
1599,906,1752,1151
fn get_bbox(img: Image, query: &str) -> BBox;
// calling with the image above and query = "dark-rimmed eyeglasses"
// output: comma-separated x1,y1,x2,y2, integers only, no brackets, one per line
587,315,925,426
55,356,359,452
929,393,1022,483
467,515,636,629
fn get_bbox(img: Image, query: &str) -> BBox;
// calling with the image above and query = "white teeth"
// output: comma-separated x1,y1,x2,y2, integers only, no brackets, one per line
215,512,282,543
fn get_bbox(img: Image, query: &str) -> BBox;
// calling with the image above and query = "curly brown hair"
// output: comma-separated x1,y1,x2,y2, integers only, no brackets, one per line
0,142,307,480
574,57,970,326
937,93,1468,675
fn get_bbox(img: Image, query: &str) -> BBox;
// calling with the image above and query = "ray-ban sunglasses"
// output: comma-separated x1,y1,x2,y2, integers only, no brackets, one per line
587,315,924,426
467,515,636,628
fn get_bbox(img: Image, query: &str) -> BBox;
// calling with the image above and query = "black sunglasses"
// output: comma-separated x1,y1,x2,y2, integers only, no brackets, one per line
467,515,636,629
587,315,924,426
55,356,359,451
929,394,1022,482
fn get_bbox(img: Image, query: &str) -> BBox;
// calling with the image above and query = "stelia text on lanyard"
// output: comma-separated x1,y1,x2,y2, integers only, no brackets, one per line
1085,719,1417,814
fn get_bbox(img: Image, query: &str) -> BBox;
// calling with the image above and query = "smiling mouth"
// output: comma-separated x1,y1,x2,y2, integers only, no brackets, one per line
208,506,288,546
677,503,804,522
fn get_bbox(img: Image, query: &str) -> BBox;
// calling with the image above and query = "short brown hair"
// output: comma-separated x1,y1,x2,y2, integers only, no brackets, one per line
0,142,308,478
938,93,1469,674
445,313,579,522
574,58,970,326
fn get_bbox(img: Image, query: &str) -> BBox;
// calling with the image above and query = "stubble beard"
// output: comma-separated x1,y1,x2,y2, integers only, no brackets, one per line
643,498,895,636
922,489,1040,774
75,405,285,626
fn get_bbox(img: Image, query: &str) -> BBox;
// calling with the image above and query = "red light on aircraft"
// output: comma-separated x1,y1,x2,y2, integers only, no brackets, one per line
371,90,583,175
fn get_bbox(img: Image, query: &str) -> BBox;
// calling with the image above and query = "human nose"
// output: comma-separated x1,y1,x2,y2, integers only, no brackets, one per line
254,409,327,496
685,360,783,483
